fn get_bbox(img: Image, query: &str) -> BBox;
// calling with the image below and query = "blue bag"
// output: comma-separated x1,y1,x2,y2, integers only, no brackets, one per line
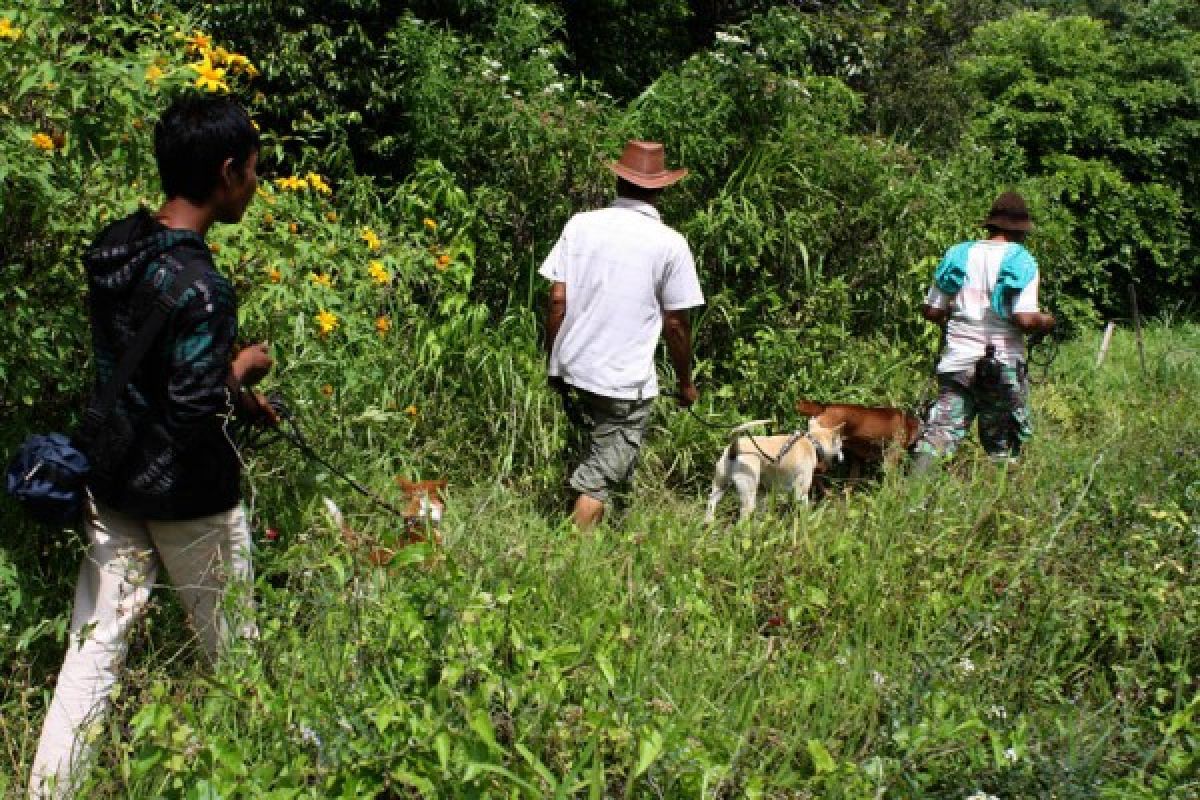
4,433,91,526
4,254,206,526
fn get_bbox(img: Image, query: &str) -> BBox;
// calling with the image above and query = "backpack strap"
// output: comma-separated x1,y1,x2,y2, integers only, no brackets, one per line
81,253,211,434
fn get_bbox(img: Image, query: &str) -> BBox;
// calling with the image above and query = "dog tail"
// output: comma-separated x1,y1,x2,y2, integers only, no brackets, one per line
727,419,773,459
795,399,825,417
323,496,358,547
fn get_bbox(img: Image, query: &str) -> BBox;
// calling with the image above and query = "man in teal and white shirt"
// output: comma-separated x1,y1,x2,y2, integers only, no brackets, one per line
913,191,1056,470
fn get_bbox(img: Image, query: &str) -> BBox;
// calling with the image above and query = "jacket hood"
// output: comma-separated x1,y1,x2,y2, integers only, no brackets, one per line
84,209,208,295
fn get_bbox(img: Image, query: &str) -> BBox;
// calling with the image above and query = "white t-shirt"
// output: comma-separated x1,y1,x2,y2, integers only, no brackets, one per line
925,240,1040,373
540,198,705,399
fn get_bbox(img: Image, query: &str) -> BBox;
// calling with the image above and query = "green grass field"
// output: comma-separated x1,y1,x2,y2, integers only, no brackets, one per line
2,322,1198,799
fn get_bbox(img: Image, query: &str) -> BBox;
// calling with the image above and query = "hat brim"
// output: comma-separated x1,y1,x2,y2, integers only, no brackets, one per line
983,213,1034,232
607,162,689,189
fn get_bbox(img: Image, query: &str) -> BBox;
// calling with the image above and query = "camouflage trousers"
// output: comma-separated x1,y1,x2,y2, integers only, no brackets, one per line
914,363,1032,461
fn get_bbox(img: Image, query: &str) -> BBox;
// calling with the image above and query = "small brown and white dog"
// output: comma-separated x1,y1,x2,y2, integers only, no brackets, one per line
323,478,446,566
396,477,446,546
704,420,844,523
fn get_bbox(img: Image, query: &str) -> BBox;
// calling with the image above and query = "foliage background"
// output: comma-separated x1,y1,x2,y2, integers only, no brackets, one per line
0,0,1197,796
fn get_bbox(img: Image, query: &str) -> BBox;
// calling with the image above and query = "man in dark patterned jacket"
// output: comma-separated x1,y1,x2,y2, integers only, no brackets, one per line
29,94,275,799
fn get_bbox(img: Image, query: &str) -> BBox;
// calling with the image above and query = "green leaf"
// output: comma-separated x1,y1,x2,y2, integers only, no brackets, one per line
807,738,836,774
632,729,664,779
595,651,616,689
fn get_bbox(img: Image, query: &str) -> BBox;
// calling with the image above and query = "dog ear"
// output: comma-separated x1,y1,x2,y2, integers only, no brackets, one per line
396,476,415,490
796,399,824,417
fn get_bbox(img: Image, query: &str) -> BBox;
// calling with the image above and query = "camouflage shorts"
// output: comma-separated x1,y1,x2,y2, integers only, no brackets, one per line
914,363,1032,461
566,389,653,504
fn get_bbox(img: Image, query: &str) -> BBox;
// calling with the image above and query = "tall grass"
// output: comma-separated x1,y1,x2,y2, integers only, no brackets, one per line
2,322,1197,798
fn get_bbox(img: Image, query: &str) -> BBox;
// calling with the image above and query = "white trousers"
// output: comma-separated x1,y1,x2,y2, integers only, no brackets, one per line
27,497,255,799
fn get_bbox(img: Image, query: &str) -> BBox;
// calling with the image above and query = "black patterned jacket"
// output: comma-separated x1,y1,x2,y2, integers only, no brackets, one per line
82,210,241,520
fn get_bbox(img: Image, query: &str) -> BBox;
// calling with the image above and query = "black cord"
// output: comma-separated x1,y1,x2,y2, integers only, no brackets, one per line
238,395,409,519
687,407,780,464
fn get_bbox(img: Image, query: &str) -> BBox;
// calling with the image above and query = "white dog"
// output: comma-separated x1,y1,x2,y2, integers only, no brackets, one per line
704,419,844,522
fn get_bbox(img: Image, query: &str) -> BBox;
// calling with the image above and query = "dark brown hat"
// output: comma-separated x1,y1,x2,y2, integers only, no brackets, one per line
607,140,688,189
983,191,1034,232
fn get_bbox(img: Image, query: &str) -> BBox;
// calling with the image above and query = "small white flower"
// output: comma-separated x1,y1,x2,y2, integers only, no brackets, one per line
834,655,849,667
295,724,321,748
715,31,748,46
986,705,1008,720
965,792,999,800
871,670,887,688
1003,747,1018,764
712,52,731,66
543,82,564,94
755,46,768,58
956,657,976,675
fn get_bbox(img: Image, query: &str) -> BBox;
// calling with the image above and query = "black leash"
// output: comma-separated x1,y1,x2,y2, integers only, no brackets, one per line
239,395,408,519
686,406,783,464
1026,330,1060,384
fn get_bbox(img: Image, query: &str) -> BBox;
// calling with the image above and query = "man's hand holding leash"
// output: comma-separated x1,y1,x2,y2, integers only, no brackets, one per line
231,342,280,427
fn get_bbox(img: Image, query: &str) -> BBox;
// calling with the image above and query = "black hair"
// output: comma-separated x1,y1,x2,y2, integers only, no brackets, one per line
616,177,663,204
985,224,1027,243
154,93,260,204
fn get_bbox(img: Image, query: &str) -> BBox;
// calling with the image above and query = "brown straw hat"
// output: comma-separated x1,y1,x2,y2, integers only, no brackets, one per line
607,140,688,189
983,191,1034,232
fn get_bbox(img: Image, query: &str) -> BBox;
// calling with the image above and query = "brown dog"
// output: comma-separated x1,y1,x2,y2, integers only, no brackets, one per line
795,399,920,476
324,478,446,567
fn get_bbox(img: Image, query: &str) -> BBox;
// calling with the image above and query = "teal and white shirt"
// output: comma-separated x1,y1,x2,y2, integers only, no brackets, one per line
925,240,1040,373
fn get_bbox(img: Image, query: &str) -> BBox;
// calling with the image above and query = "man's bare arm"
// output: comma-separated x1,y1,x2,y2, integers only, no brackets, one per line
1012,310,1056,334
545,281,567,355
921,304,949,325
663,309,698,406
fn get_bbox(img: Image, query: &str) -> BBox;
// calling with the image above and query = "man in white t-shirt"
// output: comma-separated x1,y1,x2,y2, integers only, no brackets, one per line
912,191,1056,471
541,140,705,528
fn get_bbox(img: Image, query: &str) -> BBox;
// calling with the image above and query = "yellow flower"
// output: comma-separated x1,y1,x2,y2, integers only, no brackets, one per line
404,404,418,417
321,383,334,397
288,222,299,235
423,217,437,231
360,227,381,251
375,315,391,335
316,310,339,336
368,260,391,286
0,18,23,42
275,175,307,192
31,132,56,151
145,64,165,83
266,267,281,283
190,53,228,93
210,243,221,253
184,31,212,53
309,272,332,288
325,211,338,223
436,253,452,271
262,211,275,226
306,172,331,195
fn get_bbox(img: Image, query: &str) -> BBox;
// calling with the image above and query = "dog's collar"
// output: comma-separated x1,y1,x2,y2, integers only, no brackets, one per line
776,432,804,461
804,431,831,465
